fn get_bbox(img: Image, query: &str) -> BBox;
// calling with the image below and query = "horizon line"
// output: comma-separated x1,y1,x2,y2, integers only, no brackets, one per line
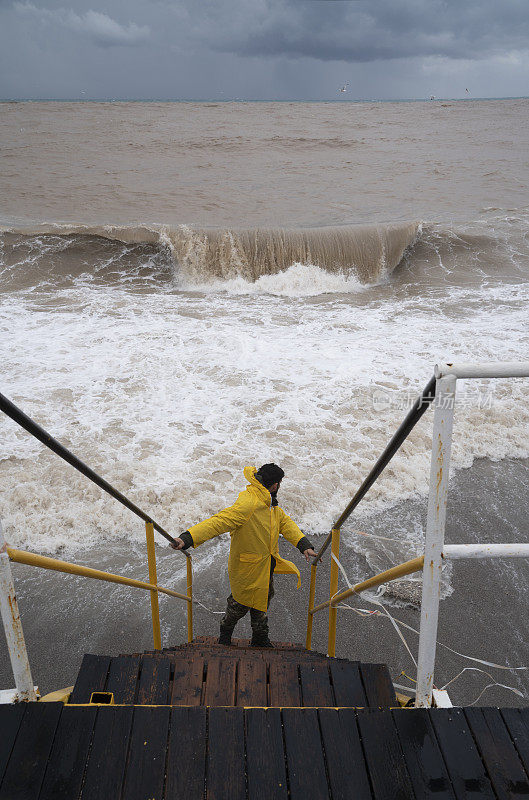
1,95,528,103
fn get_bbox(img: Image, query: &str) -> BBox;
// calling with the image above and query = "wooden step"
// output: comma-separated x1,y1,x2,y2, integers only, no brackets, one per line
127,649,331,662
122,638,334,662
70,651,397,708
128,637,314,657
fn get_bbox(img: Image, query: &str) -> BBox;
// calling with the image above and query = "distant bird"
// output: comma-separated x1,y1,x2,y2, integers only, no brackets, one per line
339,82,349,93
430,95,436,100
465,88,470,94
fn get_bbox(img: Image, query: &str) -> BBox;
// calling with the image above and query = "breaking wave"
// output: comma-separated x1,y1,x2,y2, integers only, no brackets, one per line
0,221,419,290
2,214,528,295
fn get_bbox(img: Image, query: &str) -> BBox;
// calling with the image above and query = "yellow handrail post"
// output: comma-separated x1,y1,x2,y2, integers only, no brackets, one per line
145,521,162,650
305,563,317,650
328,528,340,657
186,556,193,643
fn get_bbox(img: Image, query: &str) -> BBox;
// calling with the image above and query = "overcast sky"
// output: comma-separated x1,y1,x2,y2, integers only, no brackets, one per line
1,0,528,100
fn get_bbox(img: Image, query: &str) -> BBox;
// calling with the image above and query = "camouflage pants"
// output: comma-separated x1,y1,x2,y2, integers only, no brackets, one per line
220,575,275,637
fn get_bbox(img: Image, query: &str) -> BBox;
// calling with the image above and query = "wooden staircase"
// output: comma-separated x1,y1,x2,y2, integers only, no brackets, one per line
3,639,529,798
67,636,397,708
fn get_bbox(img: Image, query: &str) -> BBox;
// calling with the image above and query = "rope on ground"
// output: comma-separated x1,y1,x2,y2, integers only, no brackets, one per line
330,551,527,701
331,552,418,667
440,666,524,704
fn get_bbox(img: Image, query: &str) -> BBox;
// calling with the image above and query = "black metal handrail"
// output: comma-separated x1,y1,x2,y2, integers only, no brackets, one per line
0,391,184,553
314,375,436,563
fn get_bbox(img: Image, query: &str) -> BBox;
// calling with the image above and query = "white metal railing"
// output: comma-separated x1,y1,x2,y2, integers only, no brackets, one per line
415,360,529,707
0,521,37,702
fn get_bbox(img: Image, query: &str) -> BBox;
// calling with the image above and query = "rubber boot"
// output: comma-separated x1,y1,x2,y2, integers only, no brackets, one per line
218,623,234,646
250,632,273,648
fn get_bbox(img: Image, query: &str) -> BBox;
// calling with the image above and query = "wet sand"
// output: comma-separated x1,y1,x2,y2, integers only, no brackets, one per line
2,456,528,707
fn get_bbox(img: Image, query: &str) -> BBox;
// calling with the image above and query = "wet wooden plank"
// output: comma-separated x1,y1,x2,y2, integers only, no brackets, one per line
518,707,529,731
80,706,133,799
465,707,529,799
269,662,300,707
357,709,414,800
246,708,288,800
38,707,97,800
207,707,245,800
136,655,171,705
0,705,26,786
121,706,170,800
70,654,111,704
282,708,329,799
204,658,237,706
319,708,371,800
0,702,62,800
299,662,334,707
171,657,204,705
359,663,397,707
105,655,140,704
430,708,495,799
237,659,267,706
165,707,207,799
501,708,529,776
329,660,367,707
392,709,455,799
172,648,324,663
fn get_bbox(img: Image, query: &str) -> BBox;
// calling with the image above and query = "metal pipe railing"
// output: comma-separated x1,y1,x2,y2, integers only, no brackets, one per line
305,563,317,650
313,375,436,564
186,557,193,643
145,522,162,649
305,361,529,704
416,372,455,707
443,543,529,559
7,546,191,602
0,524,37,702
435,361,529,380
0,391,186,554
328,528,340,657
310,555,425,615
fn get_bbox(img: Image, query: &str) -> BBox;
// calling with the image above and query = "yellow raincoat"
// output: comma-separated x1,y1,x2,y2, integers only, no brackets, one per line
188,466,305,611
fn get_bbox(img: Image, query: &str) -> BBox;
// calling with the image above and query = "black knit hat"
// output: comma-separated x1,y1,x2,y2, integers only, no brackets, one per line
255,463,285,489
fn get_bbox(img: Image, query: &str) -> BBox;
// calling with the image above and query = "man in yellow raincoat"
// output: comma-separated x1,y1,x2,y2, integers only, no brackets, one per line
172,464,316,647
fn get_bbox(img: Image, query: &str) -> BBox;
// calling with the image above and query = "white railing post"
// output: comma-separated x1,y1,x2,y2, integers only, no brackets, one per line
0,520,37,701
416,374,456,707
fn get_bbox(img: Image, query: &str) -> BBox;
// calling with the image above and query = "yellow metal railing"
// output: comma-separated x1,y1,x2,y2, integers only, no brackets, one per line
145,521,162,649
1,390,194,652
7,529,193,648
306,530,424,655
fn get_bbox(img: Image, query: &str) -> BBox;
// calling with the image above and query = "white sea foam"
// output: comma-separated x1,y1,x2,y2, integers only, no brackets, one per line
181,262,367,296
2,269,529,568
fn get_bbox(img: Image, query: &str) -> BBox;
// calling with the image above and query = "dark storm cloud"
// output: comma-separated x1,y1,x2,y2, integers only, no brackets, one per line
202,0,529,63
1,0,528,99
14,2,150,46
